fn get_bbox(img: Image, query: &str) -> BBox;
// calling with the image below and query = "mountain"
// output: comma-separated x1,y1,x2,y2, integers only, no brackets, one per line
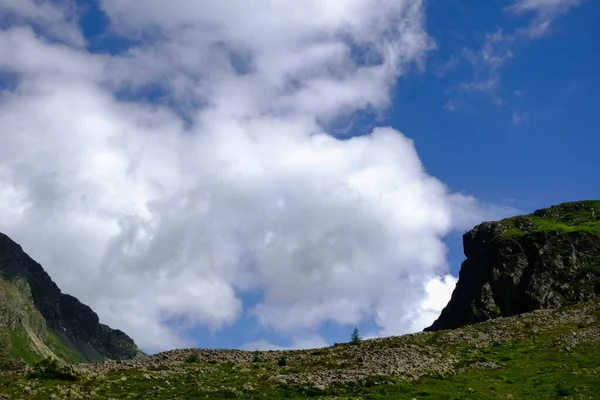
0,232,143,370
426,200,600,332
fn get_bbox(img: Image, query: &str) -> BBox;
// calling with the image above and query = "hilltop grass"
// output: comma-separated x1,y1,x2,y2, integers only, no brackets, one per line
534,216,600,237
498,200,600,239
1,301,600,399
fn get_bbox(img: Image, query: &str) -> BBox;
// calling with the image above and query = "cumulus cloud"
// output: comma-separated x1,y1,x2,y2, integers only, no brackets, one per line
0,0,84,46
0,0,510,352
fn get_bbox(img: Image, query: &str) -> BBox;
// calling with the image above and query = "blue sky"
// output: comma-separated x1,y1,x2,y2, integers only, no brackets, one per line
402,0,600,209
394,0,600,273
0,0,598,353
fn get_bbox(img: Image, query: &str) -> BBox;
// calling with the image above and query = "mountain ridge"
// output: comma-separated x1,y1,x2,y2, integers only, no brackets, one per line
0,232,143,367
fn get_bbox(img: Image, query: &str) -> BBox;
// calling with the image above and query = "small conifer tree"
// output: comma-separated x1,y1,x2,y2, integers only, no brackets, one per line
350,326,361,345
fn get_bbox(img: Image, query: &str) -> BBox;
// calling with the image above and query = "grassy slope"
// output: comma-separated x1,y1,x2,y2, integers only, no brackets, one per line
0,278,82,368
1,300,599,399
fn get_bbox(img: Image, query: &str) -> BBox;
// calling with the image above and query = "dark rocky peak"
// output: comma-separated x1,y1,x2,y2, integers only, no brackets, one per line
426,200,600,332
0,232,143,362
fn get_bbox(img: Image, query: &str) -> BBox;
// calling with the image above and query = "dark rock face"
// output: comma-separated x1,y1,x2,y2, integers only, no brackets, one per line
426,201,600,332
0,232,143,362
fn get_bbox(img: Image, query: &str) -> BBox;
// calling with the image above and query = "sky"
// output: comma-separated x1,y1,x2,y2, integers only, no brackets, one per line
0,0,598,353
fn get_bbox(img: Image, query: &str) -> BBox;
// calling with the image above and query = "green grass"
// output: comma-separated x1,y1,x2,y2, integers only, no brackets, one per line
498,200,600,239
533,216,600,237
2,340,599,399
1,300,600,399
0,277,82,367
45,330,82,365
6,330,44,366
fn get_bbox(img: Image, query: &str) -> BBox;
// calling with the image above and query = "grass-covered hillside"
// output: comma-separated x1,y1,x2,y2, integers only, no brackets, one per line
0,277,82,371
1,299,599,399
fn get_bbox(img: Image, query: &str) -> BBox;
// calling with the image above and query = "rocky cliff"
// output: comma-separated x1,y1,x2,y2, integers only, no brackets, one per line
0,232,143,365
426,200,600,331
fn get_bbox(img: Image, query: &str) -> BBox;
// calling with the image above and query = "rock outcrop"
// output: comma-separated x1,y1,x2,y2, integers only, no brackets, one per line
0,232,143,363
426,200,600,331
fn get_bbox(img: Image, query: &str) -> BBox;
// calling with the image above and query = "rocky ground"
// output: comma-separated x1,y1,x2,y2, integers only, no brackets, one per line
73,299,600,380
1,299,598,399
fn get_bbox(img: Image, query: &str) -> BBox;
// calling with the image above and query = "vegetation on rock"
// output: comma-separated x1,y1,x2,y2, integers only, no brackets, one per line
26,357,78,381
277,355,288,367
499,200,600,239
427,200,600,332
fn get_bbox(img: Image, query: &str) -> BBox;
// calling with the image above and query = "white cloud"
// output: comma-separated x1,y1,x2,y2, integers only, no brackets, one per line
512,110,529,126
408,274,458,332
508,0,581,37
242,336,329,351
0,1,511,352
457,30,514,98
447,0,581,108
98,0,434,122
0,0,84,46
508,0,579,13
